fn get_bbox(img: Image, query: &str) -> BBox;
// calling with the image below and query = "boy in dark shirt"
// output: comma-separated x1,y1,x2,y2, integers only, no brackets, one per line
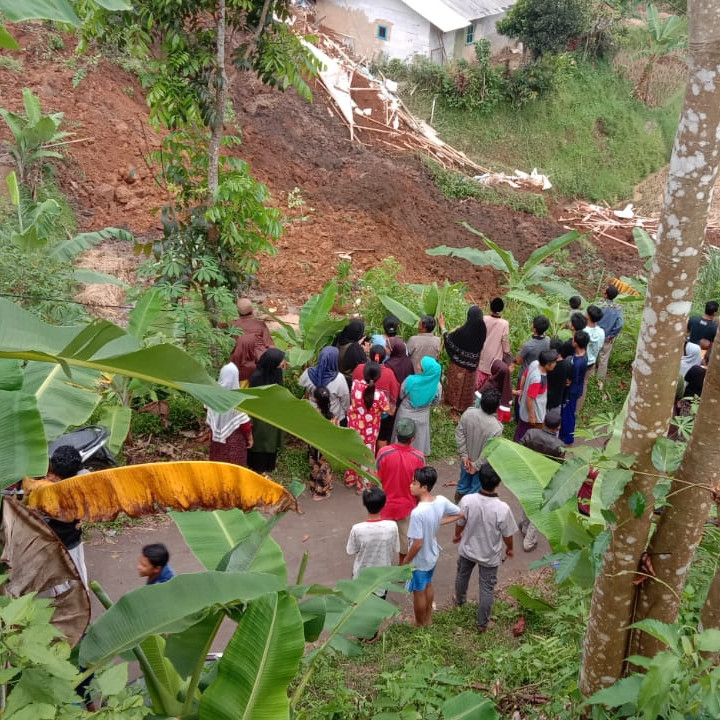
138,543,176,585
687,301,718,350
560,331,589,445
46,446,88,586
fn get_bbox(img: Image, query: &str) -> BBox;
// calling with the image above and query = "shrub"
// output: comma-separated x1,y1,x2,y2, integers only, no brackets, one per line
497,0,592,59
503,53,574,107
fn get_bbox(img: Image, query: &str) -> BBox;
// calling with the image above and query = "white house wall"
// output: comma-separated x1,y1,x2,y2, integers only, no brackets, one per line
316,0,434,61
454,13,511,60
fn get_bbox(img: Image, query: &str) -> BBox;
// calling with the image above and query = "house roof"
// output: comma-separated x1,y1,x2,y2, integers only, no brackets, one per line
398,0,470,33
443,0,516,20
399,0,514,30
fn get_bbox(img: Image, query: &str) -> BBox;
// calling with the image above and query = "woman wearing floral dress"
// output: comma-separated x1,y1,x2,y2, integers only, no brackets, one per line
344,362,389,492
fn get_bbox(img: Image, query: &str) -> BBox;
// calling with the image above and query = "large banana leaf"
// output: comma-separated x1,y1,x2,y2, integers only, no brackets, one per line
21,362,101,442
0,389,48,483
0,498,90,647
292,566,409,706
79,571,284,669
522,230,580,275
0,0,131,23
49,228,134,263
27,461,297,522
199,592,304,720
378,295,420,325
483,438,572,551
0,300,375,477
171,509,286,580
442,692,498,720
426,244,508,273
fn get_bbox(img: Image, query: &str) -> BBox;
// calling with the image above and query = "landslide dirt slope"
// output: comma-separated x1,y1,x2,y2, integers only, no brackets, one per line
0,27,640,308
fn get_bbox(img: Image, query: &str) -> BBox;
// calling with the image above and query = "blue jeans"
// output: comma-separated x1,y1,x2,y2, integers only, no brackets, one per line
456,466,480,497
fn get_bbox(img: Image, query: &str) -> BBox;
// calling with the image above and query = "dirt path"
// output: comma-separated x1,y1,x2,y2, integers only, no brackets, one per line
84,459,550,648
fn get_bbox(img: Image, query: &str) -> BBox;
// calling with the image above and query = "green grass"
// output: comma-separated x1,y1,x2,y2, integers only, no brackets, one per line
424,159,549,217
294,585,590,720
405,60,683,203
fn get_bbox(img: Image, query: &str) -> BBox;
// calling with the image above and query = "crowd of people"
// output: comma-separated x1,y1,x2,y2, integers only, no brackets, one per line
204,290,716,629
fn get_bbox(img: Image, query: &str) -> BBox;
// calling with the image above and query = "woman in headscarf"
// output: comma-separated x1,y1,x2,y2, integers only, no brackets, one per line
247,349,285,474
298,346,350,424
479,358,513,408
440,306,487,413
344,362,390,491
386,337,415,386
391,356,442,455
206,363,253,466
681,342,703,379
230,334,257,387
335,318,367,387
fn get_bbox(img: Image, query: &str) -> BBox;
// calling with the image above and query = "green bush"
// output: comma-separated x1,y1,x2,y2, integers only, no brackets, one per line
503,53,574,107
167,394,205,432
131,411,165,438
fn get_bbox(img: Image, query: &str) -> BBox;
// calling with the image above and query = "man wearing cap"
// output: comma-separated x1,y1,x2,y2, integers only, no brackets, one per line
376,418,425,563
449,388,503,504
231,298,274,362
518,407,565,550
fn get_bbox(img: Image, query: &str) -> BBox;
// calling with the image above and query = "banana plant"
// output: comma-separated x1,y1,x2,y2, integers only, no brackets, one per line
427,225,582,301
81,508,409,718
269,280,347,367
378,279,465,328
0,298,376,484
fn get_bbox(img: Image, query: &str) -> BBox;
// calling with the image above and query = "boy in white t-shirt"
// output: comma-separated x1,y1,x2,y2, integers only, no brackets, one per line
346,486,400,597
401,466,463,626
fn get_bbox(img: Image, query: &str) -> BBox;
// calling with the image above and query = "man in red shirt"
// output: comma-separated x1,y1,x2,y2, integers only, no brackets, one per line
352,344,400,451
376,418,425,562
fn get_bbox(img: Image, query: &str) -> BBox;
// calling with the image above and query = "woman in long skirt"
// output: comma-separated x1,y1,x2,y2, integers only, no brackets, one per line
247,349,285,474
206,363,253,465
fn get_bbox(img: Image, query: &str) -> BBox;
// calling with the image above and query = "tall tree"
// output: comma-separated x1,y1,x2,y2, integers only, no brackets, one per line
632,322,720,658
579,0,720,696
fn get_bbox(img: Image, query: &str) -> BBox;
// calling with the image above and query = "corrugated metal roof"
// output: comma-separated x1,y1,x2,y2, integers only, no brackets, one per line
398,0,470,32
440,0,515,22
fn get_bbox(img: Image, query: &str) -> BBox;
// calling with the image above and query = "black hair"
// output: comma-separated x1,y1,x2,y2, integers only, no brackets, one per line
362,361,382,410
706,301,719,315
369,344,386,363
561,340,574,358
544,413,561,430
570,312,587,331
533,315,550,335
313,386,333,420
539,349,559,367
142,543,169,568
362,485,387,514
480,387,501,414
549,337,564,352
574,330,590,349
490,297,504,314
569,295,582,310
587,305,603,323
413,466,437,491
478,463,501,492
383,315,399,337
420,315,436,332
605,285,619,300
49,445,83,479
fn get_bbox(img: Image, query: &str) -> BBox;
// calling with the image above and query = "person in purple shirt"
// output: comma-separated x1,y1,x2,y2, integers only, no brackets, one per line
137,543,176,585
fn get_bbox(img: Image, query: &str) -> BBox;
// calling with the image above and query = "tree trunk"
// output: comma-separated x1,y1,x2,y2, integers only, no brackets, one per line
579,0,720,697
701,567,720,646
207,0,227,198
633,327,720,658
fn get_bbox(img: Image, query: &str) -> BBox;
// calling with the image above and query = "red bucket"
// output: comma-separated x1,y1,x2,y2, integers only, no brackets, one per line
497,405,511,423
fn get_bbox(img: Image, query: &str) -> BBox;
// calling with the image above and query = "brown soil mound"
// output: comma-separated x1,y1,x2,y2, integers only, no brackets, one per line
1,26,642,312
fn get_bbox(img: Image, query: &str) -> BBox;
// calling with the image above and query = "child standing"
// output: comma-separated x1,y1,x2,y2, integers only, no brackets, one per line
560,331,589,445
401,467,462,626
308,386,337,500
346,486,400,596
138,543,175,585
345,362,390,492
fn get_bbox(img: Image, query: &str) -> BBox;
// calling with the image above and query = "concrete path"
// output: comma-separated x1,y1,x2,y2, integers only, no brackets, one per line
84,459,550,636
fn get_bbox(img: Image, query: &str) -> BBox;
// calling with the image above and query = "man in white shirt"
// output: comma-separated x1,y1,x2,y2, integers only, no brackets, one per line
401,466,462,626
577,305,605,413
453,463,518,632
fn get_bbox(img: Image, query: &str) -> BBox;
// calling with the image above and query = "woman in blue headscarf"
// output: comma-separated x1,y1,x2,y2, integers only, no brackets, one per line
391,356,442,455
299,346,350,424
